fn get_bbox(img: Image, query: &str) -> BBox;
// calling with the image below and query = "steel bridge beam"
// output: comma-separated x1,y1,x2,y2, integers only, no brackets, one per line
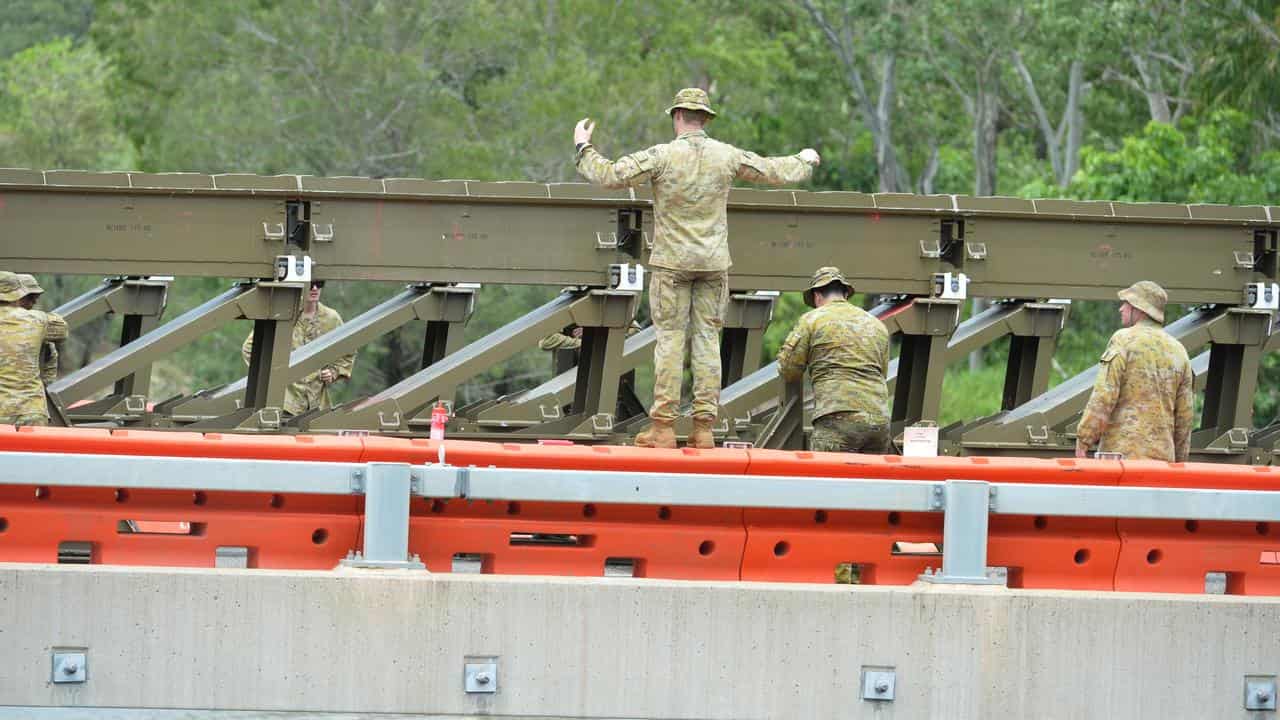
1,170,1277,302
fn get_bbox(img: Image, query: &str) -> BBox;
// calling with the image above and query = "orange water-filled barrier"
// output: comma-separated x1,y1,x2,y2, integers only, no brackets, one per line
1,426,1277,594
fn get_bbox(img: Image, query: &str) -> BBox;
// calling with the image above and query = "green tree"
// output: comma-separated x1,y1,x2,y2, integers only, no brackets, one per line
0,0,93,58
0,38,132,168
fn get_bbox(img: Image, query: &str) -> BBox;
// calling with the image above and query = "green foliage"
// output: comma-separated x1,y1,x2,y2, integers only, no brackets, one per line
0,0,93,58
1038,110,1280,204
939,363,1007,427
0,38,132,168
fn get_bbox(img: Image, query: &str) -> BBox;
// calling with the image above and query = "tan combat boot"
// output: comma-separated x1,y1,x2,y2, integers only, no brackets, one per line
635,419,676,449
689,414,716,449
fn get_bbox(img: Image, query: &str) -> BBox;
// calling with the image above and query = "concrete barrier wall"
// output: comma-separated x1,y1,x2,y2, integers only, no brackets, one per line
0,563,1277,719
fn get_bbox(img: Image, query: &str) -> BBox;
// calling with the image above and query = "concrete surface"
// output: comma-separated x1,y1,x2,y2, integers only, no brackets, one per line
0,563,1277,719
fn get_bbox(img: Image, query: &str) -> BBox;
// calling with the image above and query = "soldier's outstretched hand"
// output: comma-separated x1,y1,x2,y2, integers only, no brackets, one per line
574,118,595,146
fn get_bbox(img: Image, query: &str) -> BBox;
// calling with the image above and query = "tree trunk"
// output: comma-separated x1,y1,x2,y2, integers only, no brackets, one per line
972,87,999,196
802,0,911,193
1061,61,1085,183
1014,52,1086,188
918,145,940,195
873,53,909,193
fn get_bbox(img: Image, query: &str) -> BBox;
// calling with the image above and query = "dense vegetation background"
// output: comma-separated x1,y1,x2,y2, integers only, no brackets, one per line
3,0,1279,425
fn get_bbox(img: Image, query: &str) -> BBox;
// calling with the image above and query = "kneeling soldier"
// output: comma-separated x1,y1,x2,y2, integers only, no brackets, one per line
777,267,890,454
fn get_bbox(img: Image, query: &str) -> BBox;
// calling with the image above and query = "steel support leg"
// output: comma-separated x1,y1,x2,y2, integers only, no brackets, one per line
340,463,424,570
1002,335,1056,410
920,480,1002,585
243,316,296,412
522,291,638,437
113,313,161,398
892,333,950,428
886,298,960,431
571,326,627,419
720,293,774,386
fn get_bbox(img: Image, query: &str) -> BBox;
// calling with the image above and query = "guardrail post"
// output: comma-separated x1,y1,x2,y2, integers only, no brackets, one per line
340,462,425,570
920,480,1002,585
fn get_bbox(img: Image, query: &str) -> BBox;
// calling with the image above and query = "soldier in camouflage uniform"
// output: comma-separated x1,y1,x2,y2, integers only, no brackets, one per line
1076,280,1194,462
17,274,58,384
539,321,643,353
539,326,584,352
241,280,355,416
777,267,891,454
574,88,820,448
0,271,68,425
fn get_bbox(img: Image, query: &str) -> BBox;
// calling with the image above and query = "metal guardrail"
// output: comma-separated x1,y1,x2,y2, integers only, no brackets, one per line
418,465,1280,585
2,452,1279,586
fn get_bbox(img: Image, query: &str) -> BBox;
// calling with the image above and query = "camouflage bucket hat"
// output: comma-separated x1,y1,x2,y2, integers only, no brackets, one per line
1117,280,1167,323
17,273,43,297
665,87,717,117
0,271,24,302
803,266,853,308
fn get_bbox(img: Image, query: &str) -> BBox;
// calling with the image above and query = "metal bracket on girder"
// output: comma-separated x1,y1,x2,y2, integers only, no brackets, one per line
590,413,614,434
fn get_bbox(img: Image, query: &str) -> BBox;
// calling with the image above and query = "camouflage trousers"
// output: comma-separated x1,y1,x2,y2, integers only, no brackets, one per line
649,268,728,422
810,411,890,454
0,414,47,427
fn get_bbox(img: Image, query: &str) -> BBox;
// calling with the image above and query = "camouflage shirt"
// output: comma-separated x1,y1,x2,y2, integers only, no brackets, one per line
777,300,890,424
0,305,68,418
241,302,354,415
576,130,812,271
539,320,642,352
1077,318,1194,462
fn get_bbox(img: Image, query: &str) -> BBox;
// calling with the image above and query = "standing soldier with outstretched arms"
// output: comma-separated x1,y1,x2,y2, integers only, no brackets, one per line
574,88,820,448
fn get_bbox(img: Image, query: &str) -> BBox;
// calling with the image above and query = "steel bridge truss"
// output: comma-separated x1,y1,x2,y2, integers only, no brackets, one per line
3,169,1280,461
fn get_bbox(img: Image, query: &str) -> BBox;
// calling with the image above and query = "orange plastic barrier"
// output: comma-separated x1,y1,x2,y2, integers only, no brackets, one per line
0,425,364,462
409,499,745,580
0,484,360,569
362,437,751,474
745,449,1123,486
1113,460,1280,594
742,507,941,584
741,450,1122,589
372,438,754,579
1,428,1279,594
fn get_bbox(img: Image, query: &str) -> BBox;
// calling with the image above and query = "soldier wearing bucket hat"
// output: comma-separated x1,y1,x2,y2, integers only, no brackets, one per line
1076,280,1194,462
572,88,821,449
0,271,68,426
16,274,59,384
241,279,353,417
778,267,891,454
